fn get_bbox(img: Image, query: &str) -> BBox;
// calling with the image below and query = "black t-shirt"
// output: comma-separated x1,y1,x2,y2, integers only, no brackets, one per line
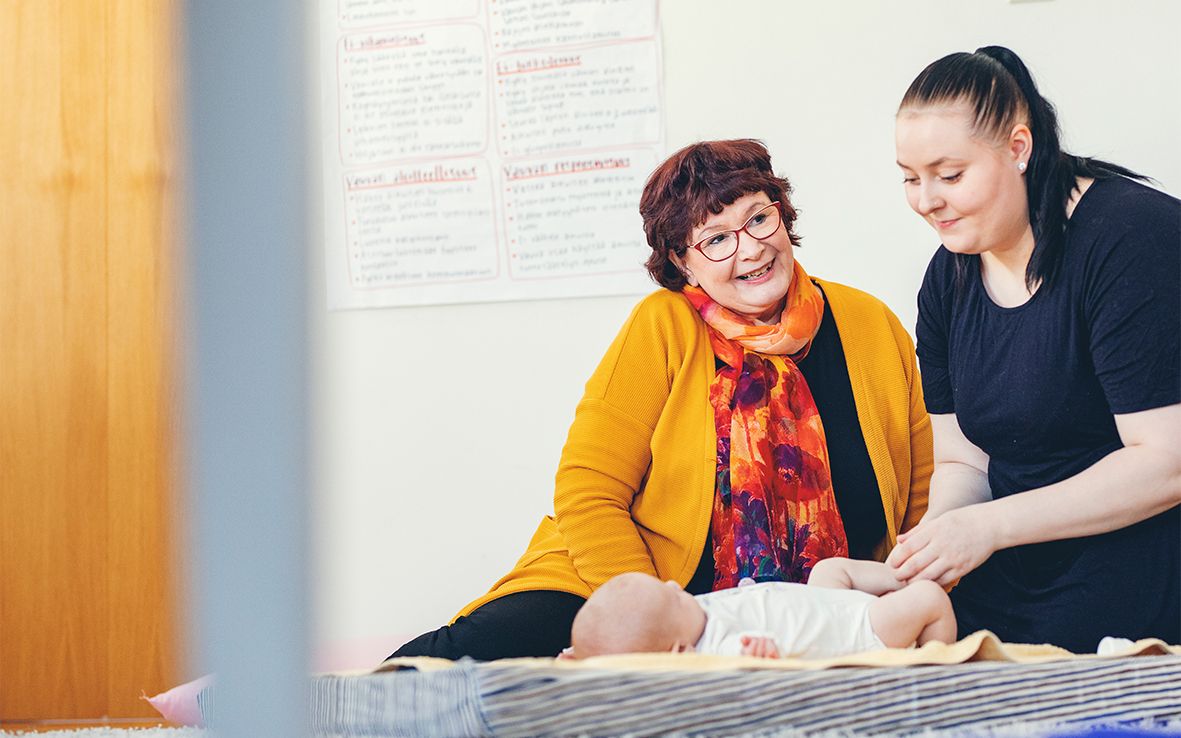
688,285,886,594
916,176,1181,651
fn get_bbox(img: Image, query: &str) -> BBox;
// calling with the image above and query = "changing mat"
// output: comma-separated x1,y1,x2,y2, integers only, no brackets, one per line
206,631,1181,736
297,628,1181,736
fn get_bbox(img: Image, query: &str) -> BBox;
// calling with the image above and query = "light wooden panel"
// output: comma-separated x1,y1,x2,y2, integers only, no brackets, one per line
0,0,179,720
104,0,181,718
0,2,111,718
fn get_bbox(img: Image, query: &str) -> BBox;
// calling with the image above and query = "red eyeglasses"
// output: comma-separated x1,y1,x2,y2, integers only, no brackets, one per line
689,202,783,262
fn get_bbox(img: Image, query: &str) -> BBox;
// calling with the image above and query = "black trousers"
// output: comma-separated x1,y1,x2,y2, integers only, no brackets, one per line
387,590,586,662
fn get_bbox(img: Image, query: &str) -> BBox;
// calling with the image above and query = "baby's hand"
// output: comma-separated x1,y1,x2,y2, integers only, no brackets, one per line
740,635,780,659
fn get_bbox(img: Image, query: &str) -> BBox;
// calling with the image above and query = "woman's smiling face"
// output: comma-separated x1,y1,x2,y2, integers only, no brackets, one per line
895,106,1032,257
677,192,795,325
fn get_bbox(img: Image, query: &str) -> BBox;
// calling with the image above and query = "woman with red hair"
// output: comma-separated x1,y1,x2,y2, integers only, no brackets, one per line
390,139,933,660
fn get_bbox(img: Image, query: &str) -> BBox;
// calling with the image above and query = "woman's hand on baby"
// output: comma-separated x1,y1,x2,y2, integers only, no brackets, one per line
740,635,780,659
887,505,998,587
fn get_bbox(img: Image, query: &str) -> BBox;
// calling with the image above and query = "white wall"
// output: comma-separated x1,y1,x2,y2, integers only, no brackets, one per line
310,0,1181,655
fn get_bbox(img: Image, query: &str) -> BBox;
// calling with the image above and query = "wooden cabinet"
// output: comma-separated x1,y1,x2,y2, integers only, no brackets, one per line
0,1,180,720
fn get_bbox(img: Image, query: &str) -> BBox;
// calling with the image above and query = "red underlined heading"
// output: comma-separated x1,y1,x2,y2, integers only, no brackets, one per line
496,55,582,76
504,160,630,181
347,167,480,190
348,176,477,191
498,61,581,75
344,34,426,52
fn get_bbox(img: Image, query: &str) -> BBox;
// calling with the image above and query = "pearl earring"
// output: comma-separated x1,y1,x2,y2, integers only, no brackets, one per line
1018,161,1027,173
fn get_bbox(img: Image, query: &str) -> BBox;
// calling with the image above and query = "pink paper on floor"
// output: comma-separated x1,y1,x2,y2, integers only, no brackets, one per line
143,673,213,727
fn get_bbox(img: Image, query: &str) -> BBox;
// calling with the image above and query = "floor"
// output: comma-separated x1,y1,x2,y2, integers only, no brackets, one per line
0,719,180,733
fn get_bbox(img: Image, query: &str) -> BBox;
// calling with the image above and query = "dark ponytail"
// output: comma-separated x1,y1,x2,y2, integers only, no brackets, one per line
900,45,1148,292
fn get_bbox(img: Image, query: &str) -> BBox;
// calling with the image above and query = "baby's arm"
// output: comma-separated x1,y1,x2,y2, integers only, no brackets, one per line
739,634,781,659
808,558,905,595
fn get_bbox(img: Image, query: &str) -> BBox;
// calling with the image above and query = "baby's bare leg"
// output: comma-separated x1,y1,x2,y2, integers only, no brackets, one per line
867,580,956,648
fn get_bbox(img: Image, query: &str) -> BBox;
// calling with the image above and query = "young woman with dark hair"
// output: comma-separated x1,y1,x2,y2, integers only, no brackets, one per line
389,140,933,661
889,46,1180,652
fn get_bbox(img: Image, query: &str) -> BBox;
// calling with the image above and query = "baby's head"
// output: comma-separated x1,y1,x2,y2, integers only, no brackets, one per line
570,572,706,658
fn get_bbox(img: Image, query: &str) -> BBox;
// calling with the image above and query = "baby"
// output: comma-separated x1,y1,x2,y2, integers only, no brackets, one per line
568,558,955,659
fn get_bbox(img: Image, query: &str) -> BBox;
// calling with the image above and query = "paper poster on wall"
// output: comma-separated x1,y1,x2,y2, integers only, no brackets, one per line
321,0,664,309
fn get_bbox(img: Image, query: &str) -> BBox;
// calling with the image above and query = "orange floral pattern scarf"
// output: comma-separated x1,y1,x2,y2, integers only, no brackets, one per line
684,261,848,589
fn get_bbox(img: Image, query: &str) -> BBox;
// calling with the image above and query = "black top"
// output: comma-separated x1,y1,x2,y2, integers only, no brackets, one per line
799,284,888,559
916,176,1181,651
688,285,887,594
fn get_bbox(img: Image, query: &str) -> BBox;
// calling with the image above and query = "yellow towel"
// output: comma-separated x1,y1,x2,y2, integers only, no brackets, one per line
374,630,1181,674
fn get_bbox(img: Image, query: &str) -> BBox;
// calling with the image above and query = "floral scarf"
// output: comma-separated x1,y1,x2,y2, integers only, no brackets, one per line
683,261,848,590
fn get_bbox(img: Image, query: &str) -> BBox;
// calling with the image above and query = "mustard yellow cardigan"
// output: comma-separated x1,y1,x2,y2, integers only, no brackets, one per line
457,279,933,618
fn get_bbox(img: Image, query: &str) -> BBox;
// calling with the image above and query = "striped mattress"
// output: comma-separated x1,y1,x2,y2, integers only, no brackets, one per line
192,633,1181,736
296,653,1181,736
